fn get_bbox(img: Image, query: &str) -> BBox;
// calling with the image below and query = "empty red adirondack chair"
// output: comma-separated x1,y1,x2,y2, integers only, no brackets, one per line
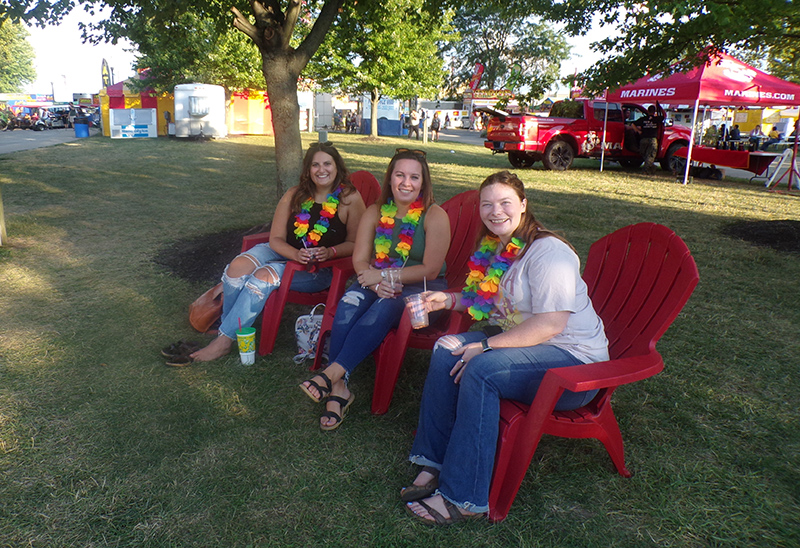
240,170,381,356
487,222,699,522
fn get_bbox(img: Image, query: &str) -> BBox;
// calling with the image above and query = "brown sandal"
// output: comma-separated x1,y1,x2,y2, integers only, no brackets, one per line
400,478,439,502
405,498,485,526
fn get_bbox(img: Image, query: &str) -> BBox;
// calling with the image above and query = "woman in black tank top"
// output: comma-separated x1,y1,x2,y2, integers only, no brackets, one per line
183,143,366,364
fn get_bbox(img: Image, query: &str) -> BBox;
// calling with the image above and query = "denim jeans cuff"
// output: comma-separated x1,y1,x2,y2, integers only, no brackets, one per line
440,492,489,514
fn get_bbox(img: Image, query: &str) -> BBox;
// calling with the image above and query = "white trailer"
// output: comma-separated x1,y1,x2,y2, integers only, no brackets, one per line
173,83,227,138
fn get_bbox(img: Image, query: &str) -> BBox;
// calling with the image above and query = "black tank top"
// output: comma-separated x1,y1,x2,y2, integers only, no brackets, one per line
285,201,348,250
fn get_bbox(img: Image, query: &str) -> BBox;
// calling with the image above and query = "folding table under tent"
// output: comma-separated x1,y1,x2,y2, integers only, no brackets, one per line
604,51,800,188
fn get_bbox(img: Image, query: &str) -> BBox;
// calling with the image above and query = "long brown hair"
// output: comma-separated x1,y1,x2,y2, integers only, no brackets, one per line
290,142,354,212
476,171,576,257
377,149,435,209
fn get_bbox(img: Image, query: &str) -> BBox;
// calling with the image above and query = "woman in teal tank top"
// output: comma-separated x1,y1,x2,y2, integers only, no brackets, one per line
299,149,451,430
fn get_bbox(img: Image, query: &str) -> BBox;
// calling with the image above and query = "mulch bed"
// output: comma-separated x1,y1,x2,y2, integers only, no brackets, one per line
153,224,269,284
722,220,800,254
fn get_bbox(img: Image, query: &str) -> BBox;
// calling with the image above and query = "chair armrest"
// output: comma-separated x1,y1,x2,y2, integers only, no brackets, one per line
545,352,665,393
241,231,271,252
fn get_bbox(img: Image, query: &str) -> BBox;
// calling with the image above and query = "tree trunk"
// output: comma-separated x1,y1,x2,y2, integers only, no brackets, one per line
261,52,302,199
370,88,380,138
231,0,344,200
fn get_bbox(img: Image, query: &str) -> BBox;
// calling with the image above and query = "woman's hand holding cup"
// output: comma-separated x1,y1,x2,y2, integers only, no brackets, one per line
423,291,450,312
356,267,382,290
297,247,315,264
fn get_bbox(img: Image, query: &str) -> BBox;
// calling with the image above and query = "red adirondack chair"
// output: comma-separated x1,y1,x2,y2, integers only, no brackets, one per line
487,222,699,522
240,170,381,356
310,190,482,416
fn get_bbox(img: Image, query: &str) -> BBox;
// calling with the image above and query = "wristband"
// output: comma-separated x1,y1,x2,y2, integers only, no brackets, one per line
448,293,457,310
331,246,337,258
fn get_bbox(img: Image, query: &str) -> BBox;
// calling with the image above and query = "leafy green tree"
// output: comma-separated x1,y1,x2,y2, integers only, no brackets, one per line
0,20,36,93
307,0,454,137
518,0,800,94
116,12,264,92
445,5,568,100
767,44,800,85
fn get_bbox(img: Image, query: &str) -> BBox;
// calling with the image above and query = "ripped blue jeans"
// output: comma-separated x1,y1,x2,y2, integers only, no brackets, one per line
328,278,447,376
218,243,332,339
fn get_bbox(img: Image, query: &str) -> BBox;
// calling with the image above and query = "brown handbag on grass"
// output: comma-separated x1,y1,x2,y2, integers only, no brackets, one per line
189,283,224,333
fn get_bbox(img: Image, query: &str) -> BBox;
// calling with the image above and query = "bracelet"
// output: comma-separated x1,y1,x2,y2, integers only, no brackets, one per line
448,293,457,310
331,246,337,258
375,283,380,292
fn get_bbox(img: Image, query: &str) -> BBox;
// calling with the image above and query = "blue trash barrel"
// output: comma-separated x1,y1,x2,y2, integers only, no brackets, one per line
74,116,90,138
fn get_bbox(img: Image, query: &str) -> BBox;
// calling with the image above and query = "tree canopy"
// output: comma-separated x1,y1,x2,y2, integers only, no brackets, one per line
444,5,568,100
307,0,453,136
123,11,264,92
0,20,36,93
521,0,800,93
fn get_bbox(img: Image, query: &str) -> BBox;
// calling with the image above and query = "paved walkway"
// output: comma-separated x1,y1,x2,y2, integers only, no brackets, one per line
0,127,101,156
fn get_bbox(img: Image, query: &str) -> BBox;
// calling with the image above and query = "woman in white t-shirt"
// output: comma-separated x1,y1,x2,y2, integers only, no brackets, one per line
402,170,609,525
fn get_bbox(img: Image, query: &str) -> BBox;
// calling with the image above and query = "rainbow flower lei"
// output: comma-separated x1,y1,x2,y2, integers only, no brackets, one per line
461,235,525,320
293,186,342,247
374,197,424,268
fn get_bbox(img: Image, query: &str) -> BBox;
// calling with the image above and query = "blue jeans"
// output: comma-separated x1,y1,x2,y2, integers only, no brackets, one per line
218,243,332,339
408,331,597,513
328,278,447,375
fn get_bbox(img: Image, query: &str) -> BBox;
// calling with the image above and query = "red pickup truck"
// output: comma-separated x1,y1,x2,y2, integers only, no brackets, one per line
483,99,692,171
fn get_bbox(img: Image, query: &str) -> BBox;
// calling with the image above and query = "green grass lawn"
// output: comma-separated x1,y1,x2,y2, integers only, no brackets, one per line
1,132,798,547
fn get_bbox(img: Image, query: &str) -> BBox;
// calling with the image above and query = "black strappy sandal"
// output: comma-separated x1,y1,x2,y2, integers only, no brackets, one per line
299,372,333,403
320,393,355,431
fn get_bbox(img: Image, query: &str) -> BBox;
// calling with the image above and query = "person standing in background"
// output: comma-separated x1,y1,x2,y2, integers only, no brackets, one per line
632,102,665,175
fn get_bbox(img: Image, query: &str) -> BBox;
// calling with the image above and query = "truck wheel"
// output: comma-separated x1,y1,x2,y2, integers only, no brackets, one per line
619,158,643,169
508,152,535,169
542,141,575,171
661,143,685,172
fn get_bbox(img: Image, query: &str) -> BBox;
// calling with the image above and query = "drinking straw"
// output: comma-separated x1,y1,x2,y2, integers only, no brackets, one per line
423,276,427,293
238,317,242,331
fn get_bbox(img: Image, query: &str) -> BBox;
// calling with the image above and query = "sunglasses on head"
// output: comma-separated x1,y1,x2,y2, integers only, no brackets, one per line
395,148,427,159
310,141,333,149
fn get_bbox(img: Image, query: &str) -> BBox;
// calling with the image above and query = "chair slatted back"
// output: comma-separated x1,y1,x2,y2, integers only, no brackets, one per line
582,223,699,360
440,190,481,288
350,170,381,207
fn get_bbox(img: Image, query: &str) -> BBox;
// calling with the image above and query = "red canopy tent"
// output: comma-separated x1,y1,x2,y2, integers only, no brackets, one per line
606,52,800,186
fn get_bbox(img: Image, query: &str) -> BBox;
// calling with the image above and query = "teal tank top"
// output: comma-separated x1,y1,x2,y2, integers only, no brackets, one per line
379,209,446,277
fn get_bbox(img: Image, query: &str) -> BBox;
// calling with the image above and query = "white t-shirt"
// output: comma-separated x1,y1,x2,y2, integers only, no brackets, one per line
491,236,609,364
